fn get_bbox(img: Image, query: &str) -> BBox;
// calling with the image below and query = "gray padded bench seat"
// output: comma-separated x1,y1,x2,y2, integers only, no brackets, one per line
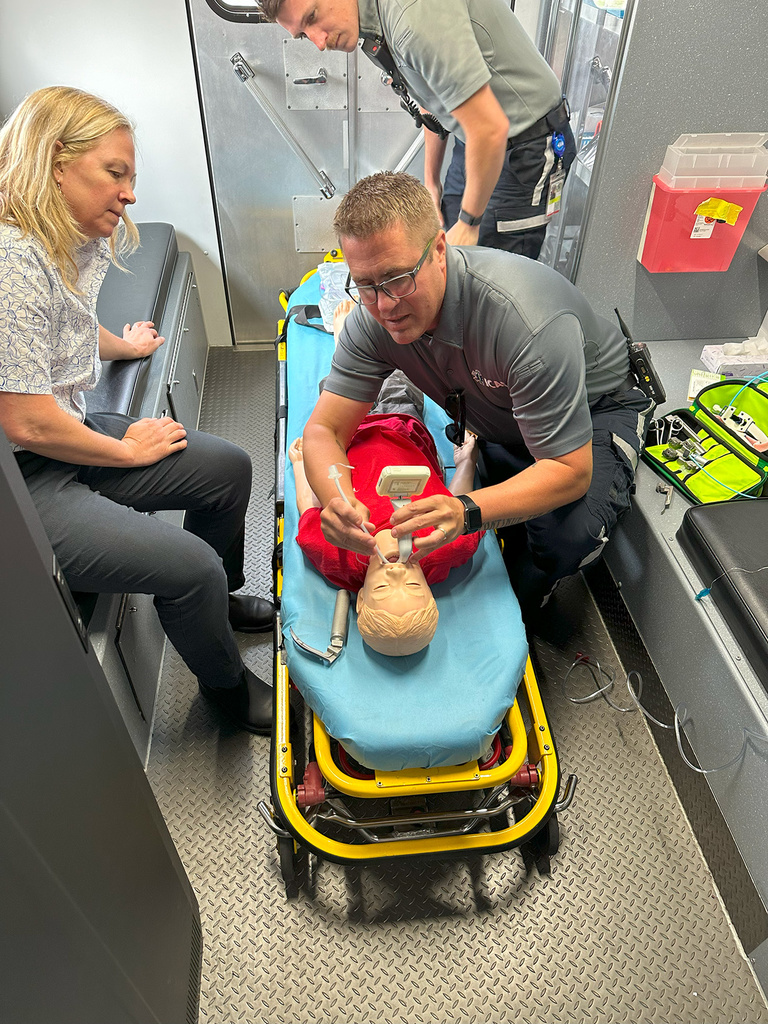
678,499,768,691
79,222,210,762
89,222,178,417
602,337,768,982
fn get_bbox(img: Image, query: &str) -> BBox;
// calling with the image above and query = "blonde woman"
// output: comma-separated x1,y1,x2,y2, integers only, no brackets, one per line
0,87,274,732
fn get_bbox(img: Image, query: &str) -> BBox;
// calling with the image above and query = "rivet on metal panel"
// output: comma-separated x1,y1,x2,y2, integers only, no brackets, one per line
544,744,551,751
281,766,288,774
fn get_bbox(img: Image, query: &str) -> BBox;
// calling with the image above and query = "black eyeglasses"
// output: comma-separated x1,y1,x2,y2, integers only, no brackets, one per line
345,236,436,305
444,388,466,446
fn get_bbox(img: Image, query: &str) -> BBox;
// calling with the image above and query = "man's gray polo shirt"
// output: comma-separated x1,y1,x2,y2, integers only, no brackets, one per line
357,0,562,140
324,246,630,461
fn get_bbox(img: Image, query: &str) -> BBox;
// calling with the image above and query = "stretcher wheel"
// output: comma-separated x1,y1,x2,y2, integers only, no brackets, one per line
525,814,560,875
278,835,301,898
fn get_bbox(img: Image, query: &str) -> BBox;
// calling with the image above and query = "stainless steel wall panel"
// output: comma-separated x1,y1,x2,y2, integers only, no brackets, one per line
188,0,425,342
292,195,344,252
283,42,348,111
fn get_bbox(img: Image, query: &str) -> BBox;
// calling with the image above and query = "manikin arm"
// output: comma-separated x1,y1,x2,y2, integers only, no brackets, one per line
302,388,376,555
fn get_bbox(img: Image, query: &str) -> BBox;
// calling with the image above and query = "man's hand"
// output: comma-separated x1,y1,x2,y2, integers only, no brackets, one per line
319,495,378,556
445,220,481,246
120,416,187,466
121,321,165,358
389,493,466,561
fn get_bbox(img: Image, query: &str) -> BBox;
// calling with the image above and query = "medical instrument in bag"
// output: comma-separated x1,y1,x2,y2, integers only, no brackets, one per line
376,465,431,562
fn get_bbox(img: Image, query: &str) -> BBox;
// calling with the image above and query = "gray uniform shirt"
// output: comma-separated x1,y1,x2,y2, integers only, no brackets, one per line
325,246,631,460
357,0,563,140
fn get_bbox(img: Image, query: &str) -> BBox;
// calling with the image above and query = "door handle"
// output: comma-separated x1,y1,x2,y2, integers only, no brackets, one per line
293,68,327,85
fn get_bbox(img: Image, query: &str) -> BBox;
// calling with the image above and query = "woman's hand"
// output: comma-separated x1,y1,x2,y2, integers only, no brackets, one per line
122,320,165,357
320,495,377,556
120,416,187,466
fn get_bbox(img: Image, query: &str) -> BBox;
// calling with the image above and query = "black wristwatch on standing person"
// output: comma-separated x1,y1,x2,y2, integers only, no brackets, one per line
455,494,483,534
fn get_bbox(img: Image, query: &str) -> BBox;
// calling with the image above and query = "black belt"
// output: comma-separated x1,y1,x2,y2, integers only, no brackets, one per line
507,98,570,148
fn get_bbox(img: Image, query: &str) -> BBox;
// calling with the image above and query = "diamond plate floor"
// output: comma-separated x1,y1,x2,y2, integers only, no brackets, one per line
147,348,768,1024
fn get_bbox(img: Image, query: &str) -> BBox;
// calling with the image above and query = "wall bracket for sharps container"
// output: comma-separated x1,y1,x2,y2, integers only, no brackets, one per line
637,133,768,273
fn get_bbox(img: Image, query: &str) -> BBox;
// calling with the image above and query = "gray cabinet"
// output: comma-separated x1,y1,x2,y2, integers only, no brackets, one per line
0,440,201,1024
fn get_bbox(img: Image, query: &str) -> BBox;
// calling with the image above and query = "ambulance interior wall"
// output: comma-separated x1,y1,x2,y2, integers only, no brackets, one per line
574,0,768,342
0,0,233,347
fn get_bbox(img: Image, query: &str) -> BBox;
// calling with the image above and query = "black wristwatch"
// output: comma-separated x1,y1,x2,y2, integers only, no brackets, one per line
458,207,484,227
455,494,483,534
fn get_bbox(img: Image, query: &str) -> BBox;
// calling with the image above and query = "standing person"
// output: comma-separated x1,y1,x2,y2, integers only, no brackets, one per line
259,0,576,258
298,172,653,622
0,86,275,733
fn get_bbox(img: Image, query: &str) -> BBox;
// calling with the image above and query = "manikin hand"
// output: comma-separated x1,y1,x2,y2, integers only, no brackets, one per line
122,320,165,358
452,430,478,468
120,416,187,466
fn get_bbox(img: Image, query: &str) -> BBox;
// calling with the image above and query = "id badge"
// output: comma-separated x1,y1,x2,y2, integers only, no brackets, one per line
547,167,565,216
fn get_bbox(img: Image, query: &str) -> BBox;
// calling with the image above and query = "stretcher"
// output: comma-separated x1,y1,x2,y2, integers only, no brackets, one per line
261,259,574,896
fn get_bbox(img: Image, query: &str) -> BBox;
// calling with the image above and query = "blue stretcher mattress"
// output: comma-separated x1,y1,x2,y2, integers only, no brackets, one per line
280,272,528,771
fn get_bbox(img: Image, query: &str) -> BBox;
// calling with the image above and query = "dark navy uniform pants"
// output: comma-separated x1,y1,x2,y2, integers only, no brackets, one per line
442,114,576,259
477,388,653,618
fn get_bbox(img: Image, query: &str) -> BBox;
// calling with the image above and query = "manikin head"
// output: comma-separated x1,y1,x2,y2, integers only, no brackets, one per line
356,530,439,657
333,172,447,347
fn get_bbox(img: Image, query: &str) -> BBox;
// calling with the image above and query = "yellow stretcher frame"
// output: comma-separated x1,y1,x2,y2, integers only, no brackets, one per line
269,270,562,872
271,639,560,864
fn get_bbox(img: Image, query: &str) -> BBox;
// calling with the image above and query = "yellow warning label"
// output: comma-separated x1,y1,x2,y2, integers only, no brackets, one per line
694,197,743,225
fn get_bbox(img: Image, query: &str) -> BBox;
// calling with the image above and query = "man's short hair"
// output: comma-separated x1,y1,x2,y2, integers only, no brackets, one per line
334,171,441,249
254,0,284,21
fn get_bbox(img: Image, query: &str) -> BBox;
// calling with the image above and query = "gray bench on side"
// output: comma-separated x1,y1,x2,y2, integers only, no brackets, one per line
83,222,210,761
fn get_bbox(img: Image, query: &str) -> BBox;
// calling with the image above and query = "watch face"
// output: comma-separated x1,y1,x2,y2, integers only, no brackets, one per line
459,495,482,532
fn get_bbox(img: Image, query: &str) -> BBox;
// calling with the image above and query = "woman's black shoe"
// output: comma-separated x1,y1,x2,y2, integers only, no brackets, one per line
199,668,272,734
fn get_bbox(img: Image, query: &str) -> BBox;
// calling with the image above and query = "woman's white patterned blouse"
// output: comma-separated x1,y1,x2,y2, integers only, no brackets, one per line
0,223,110,451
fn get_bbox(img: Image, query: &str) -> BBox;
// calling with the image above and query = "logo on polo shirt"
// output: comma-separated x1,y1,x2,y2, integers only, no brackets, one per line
471,369,506,390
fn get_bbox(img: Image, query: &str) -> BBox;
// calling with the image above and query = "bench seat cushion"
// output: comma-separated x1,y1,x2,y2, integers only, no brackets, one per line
88,223,178,416
677,499,768,691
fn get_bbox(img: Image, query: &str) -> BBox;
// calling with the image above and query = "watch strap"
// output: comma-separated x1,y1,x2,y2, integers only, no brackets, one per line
458,207,484,227
455,494,483,534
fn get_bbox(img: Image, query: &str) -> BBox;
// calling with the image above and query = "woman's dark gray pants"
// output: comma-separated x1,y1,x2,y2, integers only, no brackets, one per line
16,413,252,689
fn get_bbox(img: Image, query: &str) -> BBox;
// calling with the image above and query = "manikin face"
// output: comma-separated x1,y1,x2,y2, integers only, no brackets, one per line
357,532,434,618
342,224,448,347
55,128,136,239
277,0,360,52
